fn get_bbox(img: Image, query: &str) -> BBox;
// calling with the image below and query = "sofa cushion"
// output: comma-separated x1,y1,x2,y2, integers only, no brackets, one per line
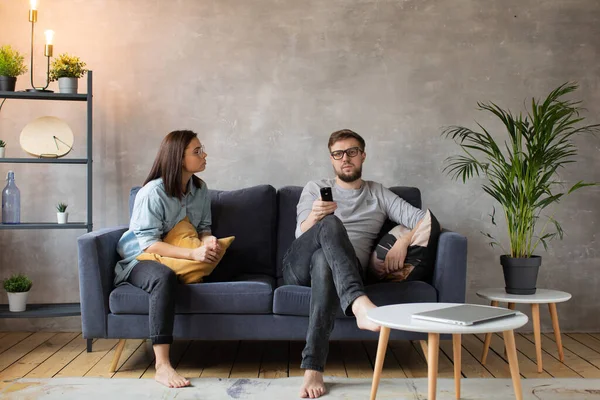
136,217,235,284
369,210,441,284
130,184,277,281
275,186,423,279
110,274,275,315
273,281,437,317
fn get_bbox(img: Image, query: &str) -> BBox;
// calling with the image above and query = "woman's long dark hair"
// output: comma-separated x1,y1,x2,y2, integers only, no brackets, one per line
144,130,203,199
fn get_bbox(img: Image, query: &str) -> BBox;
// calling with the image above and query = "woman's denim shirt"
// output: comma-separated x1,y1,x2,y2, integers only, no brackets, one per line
114,178,211,285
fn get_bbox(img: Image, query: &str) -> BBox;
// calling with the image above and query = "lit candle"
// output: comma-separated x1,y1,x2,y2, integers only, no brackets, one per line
44,29,54,57
29,0,38,22
45,30,54,45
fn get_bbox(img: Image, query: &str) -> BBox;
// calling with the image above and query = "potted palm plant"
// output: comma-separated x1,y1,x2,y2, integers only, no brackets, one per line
49,53,87,94
0,140,5,158
3,273,32,312
443,83,599,294
0,45,28,91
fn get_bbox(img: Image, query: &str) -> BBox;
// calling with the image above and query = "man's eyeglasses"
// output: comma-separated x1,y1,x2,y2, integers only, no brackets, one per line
330,147,363,160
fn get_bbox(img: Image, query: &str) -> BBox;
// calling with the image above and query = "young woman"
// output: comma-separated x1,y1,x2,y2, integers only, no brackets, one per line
114,130,220,388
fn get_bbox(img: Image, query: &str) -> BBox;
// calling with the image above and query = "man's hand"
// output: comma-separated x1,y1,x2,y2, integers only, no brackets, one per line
300,197,338,233
311,198,337,221
384,238,409,274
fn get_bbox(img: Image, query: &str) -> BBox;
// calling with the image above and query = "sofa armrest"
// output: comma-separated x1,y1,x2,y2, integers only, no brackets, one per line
77,226,127,339
432,230,468,303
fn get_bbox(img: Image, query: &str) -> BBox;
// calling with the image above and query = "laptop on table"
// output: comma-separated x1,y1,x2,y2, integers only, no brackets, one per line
412,304,517,326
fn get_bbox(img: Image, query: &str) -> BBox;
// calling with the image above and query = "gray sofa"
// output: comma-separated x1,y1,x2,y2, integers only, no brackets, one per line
77,185,467,351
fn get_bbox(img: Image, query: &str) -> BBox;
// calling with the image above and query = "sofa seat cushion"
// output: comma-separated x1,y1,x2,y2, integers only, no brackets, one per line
110,274,275,315
273,281,437,318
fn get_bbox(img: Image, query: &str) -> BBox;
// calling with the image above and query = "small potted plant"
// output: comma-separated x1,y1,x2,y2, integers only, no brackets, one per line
56,202,68,224
0,45,28,91
3,273,32,312
49,53,87,94
0,140,5,158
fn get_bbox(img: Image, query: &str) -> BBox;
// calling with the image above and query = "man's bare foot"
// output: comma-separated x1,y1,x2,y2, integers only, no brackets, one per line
352,295,381,332
300,369,326,398
154,363,190,388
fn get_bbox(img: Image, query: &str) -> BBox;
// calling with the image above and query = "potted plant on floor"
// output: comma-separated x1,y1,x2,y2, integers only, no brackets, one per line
0,140,5,158
3,273,32,312
56,202,68,224
0,45,28,92
443,83,599,294
49,53,87,94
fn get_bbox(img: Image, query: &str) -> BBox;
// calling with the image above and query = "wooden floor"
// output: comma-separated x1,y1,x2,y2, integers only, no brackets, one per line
2,331,600,381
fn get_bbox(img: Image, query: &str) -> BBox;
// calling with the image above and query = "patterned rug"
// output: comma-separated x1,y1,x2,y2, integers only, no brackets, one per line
1,377,599,399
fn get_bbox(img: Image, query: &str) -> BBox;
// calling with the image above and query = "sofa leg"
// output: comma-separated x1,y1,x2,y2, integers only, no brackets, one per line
87,339,93,353
110,339,127,373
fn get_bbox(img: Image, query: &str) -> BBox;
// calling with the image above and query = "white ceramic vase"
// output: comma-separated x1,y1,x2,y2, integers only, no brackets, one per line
7,291,29,312
57,212,68,224
58,77,78,94
0,147,5,158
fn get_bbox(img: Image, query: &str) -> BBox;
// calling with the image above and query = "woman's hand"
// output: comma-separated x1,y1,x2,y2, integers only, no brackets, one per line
190,245,219,263
202,235,221,253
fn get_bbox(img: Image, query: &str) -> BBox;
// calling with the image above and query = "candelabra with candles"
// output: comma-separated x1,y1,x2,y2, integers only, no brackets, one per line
26,0,54,92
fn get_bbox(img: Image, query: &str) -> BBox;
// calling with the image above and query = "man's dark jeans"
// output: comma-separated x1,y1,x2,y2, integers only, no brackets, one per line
282,215,366,372
127,260,177,345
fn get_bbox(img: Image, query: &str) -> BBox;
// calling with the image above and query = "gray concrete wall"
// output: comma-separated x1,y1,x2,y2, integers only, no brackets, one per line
0,0,599,332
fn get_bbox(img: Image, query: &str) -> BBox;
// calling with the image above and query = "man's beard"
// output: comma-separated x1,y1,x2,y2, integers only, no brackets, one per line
336,164,362,183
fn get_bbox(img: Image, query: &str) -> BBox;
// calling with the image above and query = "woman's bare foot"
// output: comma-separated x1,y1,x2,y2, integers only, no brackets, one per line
300,369,326,398
352,295,381,332
154,363,190,388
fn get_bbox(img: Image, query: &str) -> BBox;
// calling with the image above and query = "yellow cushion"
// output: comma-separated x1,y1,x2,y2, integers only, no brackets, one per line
136,217,235,284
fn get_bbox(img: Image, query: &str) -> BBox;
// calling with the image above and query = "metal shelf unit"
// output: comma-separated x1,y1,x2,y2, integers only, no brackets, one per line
0,303,80,318
0,71,93,318
0,158,88,164
0,223,89,230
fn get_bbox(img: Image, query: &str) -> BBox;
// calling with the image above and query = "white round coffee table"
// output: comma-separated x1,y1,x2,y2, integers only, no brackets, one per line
367,303,528,400
477,288,571,373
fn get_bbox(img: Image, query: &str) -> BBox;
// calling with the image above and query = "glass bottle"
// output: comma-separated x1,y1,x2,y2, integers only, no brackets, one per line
2,170,21,224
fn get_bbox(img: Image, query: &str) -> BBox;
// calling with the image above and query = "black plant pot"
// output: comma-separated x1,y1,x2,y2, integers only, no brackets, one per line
501,255,541,295
0,76,17,92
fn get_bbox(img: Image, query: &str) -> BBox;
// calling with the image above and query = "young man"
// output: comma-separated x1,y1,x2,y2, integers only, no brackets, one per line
282,129,426,399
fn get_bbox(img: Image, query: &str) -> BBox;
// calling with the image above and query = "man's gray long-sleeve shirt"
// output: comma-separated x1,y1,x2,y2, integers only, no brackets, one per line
295,179,426,270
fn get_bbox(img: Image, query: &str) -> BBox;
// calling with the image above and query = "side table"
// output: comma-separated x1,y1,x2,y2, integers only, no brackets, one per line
367,303,528,400
476,288,572,373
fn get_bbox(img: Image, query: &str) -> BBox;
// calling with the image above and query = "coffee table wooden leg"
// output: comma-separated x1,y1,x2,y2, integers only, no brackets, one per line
503,330,523,400
548,303,564,362
453,334,461,400
369,326,390,400
481,300,499,364
531,303,543,373
420,340,428,363
428,333,440,400
501,303,516,357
